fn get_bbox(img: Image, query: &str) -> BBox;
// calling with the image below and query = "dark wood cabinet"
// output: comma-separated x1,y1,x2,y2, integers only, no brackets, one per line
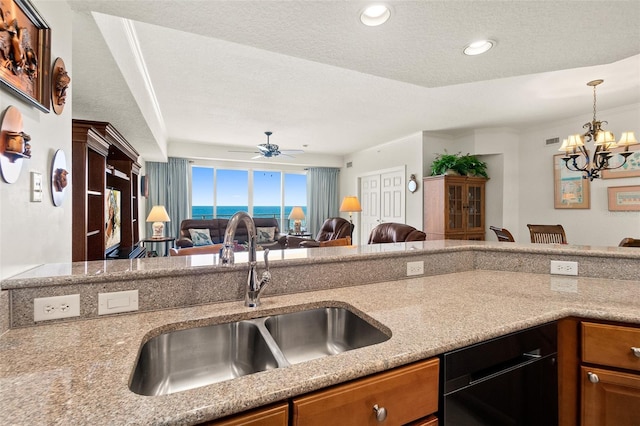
423,175,487,240
72,120,142,261
581,322,640,426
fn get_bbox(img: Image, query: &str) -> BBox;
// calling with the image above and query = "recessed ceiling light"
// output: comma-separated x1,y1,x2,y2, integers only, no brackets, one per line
463,40,495,56
360,5,391,26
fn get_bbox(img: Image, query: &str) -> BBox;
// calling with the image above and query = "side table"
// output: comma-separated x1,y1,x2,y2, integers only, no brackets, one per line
141,237,175,257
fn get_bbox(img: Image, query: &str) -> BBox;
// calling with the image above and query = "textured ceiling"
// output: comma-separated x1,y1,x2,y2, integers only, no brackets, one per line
67,1,640,163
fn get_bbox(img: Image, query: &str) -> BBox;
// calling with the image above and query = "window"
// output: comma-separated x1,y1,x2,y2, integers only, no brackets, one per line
217,169,248,218
192,167,213,219
253,170,282,219
191,166,306,228
284,173,307,231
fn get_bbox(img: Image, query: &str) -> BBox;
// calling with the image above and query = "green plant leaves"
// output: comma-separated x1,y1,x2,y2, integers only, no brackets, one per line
430,152,488,178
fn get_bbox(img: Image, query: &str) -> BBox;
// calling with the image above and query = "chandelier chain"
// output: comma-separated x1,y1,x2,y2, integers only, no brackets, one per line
592,84,597,123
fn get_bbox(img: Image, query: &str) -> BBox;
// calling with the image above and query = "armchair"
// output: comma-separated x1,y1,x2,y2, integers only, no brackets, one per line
284,217,352,248
367,223,426,244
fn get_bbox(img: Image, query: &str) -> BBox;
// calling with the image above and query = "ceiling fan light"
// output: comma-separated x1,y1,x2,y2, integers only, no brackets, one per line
360,5,391,26
463,40,494,56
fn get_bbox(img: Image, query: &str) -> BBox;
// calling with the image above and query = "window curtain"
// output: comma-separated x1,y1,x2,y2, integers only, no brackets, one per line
306,167,340,236
145,158,189,254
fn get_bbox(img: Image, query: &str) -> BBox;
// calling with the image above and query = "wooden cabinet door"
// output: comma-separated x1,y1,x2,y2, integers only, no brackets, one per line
444,180,465,233
204,402,288,426
292,358,439,426
464,179,485,236
581,366,640,426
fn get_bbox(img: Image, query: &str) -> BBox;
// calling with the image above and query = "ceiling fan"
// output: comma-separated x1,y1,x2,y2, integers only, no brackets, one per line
230,132,304,159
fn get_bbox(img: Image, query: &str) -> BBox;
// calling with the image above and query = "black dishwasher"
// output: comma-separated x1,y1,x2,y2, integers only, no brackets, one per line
440,322,558,426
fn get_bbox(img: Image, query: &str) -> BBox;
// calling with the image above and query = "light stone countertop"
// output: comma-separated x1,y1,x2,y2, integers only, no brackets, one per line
1,270,639,425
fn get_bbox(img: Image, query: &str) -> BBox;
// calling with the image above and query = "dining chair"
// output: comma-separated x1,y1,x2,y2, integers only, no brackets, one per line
619,237,640,247
489,226,515,242
526,224,567,244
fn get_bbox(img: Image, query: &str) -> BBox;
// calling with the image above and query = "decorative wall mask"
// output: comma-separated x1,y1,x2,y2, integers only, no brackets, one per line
51,149,68,206
51,57,70,115
0,105,29,183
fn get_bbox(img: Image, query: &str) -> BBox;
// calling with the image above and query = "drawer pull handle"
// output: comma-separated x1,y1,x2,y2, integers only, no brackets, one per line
632,347,640,358
587,372,599,383
373,404,387,422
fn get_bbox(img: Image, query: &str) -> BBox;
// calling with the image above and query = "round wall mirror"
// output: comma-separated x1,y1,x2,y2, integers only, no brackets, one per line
408,174,418,193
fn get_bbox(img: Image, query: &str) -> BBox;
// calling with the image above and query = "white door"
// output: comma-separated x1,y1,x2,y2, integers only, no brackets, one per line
380,170,405,223
360,174,380,245
359,168,406,245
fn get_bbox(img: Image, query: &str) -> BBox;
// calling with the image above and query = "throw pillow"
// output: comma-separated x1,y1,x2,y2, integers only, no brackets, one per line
256,227,276,244
188,228,213,246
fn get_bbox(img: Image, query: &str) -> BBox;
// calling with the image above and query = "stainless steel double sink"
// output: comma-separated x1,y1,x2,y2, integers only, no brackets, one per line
129,306,390,396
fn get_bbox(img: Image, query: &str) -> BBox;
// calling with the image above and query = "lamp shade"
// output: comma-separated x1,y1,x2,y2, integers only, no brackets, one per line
340,196,362,213
618,132,638,147
288,206,306,220
146,205,171,223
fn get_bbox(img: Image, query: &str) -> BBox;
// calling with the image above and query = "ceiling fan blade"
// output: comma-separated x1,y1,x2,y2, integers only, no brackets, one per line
251,154,264,159
228,150,260,154
280,150,305,155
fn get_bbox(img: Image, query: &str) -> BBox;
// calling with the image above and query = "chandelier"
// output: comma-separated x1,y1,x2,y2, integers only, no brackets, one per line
559,79,638,181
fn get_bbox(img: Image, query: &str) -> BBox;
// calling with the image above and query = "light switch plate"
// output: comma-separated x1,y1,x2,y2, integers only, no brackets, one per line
98,290,139,315
30,171,42,202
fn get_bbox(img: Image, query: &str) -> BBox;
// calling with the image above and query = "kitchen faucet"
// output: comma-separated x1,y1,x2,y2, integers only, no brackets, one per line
220,211,271,307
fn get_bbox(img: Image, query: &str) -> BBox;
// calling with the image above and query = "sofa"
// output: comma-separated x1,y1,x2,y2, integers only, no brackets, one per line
175,218,285,251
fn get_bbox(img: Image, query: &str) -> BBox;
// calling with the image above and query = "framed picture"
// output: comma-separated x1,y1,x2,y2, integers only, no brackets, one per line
607,185,640,211
554,154,590,209
0,0,51,113
601,148,640,179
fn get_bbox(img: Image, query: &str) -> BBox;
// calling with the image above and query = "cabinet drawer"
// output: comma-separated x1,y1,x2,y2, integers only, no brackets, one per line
292,358,439,426
204,402,288,426
582,322,640,371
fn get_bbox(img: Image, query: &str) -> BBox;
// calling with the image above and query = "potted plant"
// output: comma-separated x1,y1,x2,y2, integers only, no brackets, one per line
430,151,488,178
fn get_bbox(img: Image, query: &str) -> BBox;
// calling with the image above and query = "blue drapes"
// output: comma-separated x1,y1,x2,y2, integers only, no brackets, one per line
145,158,189,251
306,167,340,236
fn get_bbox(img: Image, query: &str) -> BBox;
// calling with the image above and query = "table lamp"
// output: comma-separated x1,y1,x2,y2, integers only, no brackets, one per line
146,205,171,238
288,206,306,234
339,196,362,225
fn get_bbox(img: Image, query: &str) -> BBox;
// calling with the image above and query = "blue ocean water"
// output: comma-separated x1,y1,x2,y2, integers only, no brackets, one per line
192,206,306,220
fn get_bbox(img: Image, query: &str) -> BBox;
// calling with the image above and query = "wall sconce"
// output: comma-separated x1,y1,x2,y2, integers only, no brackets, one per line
146,205,171,238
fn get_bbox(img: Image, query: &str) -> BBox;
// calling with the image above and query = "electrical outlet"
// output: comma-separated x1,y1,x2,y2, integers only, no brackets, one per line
407,261,424,276
550,260,578,276
34,294,80,321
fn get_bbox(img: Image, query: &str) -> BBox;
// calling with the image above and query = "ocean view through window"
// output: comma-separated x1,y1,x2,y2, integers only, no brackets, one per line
191,166,307,232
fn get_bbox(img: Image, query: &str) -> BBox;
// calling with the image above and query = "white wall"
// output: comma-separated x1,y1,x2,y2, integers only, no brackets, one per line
341,132,424,243
518,103,640,246
359,104,639,246
0,1,73,279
